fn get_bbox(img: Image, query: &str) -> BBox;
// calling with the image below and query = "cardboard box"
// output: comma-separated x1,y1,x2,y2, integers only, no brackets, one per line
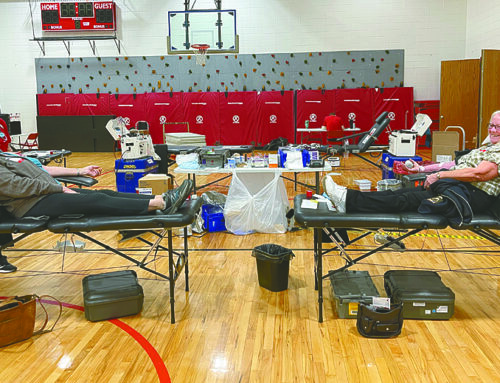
268,153,278,168
432,131,460,162
138,174,173,195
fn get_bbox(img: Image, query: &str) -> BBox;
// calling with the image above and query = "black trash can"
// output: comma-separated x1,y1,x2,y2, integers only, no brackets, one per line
252,244,294,292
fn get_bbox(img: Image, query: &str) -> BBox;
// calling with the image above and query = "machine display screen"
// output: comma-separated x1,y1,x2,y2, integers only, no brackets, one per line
41,2,116,31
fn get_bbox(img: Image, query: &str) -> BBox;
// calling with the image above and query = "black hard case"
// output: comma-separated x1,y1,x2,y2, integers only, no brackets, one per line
329,270,380,319
384,270,454,320
82,270,144,322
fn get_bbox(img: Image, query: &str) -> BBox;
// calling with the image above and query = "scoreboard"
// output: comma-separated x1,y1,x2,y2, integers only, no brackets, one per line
41,2,116,31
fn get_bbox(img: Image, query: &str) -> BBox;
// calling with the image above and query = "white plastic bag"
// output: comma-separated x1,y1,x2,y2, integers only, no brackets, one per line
284,151,304,169
176,153,199,169
224,171,290,234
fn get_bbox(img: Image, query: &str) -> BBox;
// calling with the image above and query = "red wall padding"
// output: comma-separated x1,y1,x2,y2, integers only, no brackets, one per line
183,92,220,145
37,93,74,116
296,89,336,144
145,92,185,144
109,94,148,130
372,87,414,144
334,88,374,133
296,89,335,130
219,92,257,145
70,93,111,116
256,91,294,146
37,88,414,146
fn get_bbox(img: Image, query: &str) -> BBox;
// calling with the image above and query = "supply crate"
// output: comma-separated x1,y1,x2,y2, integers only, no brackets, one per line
384,270,455,320
329,270,380,318
82,270,144,322
202,204,226,232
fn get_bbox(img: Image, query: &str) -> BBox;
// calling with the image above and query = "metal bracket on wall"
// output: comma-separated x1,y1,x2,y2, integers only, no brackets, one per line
30,36,121,56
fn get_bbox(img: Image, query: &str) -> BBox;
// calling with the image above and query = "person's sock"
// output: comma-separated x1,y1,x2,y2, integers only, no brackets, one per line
322,176,347,213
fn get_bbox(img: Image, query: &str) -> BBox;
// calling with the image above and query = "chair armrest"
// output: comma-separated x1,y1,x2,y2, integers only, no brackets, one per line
55,176,98,188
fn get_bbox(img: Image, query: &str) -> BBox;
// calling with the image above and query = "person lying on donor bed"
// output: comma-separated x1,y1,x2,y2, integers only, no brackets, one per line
0,154,193,273
322,110,500,220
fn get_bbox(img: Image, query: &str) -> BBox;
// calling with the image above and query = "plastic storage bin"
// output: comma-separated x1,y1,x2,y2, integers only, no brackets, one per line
201,204,226,232
329,270,380,318
82,270,144,322
354,179,372,192
384,270,455,319
252,244,294,292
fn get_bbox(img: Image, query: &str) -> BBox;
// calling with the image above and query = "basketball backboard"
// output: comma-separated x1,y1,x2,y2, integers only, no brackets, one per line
167,9,238,54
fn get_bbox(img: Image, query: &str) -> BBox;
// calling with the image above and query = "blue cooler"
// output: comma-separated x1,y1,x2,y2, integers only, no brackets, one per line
381,153,422,179
115,157,158,193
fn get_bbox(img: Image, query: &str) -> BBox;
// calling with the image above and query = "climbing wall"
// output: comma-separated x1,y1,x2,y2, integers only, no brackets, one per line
35,49,404,94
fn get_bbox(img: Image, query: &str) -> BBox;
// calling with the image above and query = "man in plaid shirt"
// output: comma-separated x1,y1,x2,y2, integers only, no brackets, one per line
322,111,500,215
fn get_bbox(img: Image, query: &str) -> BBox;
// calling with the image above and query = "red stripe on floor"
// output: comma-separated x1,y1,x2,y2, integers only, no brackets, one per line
1,297,171,383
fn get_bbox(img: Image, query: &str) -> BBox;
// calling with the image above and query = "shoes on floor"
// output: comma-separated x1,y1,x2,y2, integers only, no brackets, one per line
321,176,347,213
161,179,194,215
0,256,17,273
374,233,406,251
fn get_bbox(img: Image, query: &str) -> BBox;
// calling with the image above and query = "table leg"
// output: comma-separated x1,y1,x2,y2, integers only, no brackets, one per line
184,226,189,292
167,228,176,324
190,174,197,194
317,228,323,323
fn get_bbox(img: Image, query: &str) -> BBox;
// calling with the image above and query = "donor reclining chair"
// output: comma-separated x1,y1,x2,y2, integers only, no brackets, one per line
0,175,202,324
326,112,391,168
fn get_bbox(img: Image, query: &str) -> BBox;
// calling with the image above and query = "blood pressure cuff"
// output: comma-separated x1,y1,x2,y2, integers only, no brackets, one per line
356,303,403,338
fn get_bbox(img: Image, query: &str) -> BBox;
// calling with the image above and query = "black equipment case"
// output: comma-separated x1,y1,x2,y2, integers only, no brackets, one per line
329,270,380,318
384,270,454,320
82,270,144,322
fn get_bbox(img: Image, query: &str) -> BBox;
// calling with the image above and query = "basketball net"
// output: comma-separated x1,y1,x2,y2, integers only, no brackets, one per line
191,44,209,66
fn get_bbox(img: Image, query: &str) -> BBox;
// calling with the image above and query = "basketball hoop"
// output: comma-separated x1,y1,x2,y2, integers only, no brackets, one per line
191,44,210,66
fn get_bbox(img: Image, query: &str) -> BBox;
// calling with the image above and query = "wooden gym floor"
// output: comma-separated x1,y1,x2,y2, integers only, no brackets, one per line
1,150,500,383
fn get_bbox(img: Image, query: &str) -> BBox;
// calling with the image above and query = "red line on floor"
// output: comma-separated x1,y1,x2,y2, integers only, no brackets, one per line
0,297,171,383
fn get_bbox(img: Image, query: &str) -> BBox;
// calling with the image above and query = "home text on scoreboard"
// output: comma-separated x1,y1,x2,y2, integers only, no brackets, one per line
41,2,116,31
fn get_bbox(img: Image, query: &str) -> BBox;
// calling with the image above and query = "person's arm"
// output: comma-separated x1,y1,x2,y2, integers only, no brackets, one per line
407,159,455,173
424,161,498,188
43,165,102,178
